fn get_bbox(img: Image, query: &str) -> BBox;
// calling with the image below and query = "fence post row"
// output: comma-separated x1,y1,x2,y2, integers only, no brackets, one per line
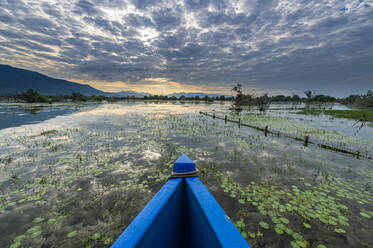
200,111,369,160
304,136,309,147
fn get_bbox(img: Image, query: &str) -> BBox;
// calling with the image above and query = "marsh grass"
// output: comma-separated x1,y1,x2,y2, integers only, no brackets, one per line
297,109,373,122
39,130,58,136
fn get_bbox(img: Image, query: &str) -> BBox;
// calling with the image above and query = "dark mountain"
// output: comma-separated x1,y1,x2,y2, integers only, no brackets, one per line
0,64,106,96
0,64,232,98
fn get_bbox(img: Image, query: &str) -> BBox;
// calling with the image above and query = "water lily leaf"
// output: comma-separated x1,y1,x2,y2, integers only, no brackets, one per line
293,233,303,241
10,242,21,248
14,235,25,243
259,221,269,229
103,237,114,245
275,227,284,235
27,226,41,234
248,232,256,238
334,228,346,234
33,217,44,223
67,230,78,238
30,230,42,238
296,240,307,248
303,223,311,229
47,218,56,224
280,217,289,224
291,241,300,248
360,212,371,219
90,233,101,240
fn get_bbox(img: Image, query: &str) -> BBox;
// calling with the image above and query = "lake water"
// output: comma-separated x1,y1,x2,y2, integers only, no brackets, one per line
0,101,372,248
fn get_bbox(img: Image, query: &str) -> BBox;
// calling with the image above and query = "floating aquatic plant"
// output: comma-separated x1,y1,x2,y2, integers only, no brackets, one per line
67,230,78,238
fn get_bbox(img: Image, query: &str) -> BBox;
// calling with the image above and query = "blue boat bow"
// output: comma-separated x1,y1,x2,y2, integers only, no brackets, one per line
111,154,251,248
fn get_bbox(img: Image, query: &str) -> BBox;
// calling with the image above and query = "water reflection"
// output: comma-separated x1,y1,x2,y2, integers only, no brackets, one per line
0,102,371,248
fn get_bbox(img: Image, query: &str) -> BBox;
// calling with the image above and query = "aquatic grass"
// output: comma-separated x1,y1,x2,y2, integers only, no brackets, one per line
39,130,58,136
297,109,373,122
0,103,372,247
217,169,372,247
229,112,373,153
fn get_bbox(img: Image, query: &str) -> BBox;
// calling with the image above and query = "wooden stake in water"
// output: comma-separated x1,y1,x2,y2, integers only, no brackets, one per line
264,126,268,136
225,115,227,124
238,118,241,128
304,136,309,147
213,113,215,119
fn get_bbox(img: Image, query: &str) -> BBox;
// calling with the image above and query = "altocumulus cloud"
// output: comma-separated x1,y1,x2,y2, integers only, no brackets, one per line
0,0,372,95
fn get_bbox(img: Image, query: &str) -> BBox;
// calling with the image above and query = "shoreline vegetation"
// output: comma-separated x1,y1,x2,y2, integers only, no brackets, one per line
0,88,372,124
230,84,373,109
0,88,372,107
296,109,373,122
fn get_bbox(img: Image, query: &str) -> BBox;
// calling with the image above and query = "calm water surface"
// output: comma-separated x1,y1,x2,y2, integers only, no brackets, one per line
0,102,372,248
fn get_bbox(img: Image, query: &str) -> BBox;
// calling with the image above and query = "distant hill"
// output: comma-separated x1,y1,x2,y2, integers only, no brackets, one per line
0,64,232,98
112,91,151,98
0,64,107,96
167,92,232,98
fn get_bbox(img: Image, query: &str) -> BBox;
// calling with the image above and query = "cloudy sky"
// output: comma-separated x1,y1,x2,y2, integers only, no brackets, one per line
0,0,372,96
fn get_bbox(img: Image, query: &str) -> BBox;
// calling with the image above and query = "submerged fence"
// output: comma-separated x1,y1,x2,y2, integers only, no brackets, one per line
199,111,373,161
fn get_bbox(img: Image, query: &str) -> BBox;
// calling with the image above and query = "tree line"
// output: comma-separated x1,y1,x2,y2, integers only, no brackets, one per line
1,88,372,108
0,89,231,103
231,84,373,109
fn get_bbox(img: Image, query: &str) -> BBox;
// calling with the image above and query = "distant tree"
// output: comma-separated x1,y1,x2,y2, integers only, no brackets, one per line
292,94,301,102
179,95,186,100
312,94,336,103
360,90,373,107
256,93,269,105
304,90,312,101
195,96,200,101
341,94,360,104
270,95,289,102
231,84,253,106
71,92,87,102
219,95,225,101
20,89,48,103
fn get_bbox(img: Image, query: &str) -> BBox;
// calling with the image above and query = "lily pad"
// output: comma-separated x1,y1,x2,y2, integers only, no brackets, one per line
67,230,78,238
259,221,269,229
33,217,44,223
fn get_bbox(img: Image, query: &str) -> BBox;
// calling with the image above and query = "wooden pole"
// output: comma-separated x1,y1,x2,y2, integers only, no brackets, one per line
225,115,227,124
357,151,360,159
304,136,309,147
264,126,268,136
238,118,241,128
213,113,215,119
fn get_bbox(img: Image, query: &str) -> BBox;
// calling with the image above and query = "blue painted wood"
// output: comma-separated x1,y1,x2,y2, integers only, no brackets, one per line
185,177,251,248
173,153,196,173
111,178,186,248
111,155,251,248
